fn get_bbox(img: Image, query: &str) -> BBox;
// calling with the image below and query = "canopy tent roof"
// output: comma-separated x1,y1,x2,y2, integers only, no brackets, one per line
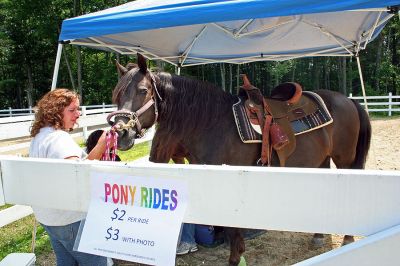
59,0,400,66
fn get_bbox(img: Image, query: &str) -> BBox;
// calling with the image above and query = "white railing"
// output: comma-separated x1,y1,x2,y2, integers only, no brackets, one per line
0,105,116,141
0,103,114,118
349,92,400,116
0,157,400,265
0,105,118,154
2,94,399,119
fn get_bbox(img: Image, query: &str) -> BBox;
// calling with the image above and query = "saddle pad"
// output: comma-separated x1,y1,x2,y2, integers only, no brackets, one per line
232,91,333,143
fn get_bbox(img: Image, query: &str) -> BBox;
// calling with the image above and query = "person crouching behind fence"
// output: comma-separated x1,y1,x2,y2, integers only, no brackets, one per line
29,88,112,266
86,129,121,161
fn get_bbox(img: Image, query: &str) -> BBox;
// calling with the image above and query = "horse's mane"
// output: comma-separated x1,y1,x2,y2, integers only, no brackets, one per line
156,71,236,147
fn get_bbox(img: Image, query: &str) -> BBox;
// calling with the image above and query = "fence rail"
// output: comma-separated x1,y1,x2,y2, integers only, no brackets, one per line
2,94,399,118
0,104,116,140
349,92,400,116
1,157,400,265
0,103,115,118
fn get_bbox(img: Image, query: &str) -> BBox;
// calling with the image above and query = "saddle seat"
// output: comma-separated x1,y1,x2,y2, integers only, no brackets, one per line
237,75,332,166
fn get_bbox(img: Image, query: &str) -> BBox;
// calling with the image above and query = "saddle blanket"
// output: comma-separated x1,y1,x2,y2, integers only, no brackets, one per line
232,91,333,143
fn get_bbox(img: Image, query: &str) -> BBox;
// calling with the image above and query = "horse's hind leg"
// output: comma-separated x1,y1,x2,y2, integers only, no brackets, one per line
311,157,331,247
342,235,355,245
224,227,245,266
312,233,325,247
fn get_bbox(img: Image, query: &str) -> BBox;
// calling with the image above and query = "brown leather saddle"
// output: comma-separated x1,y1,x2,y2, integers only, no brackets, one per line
237,74,332,166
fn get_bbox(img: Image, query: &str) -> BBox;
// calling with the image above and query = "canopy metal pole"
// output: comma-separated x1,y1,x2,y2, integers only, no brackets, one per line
356,55,369,113
51,43,63,91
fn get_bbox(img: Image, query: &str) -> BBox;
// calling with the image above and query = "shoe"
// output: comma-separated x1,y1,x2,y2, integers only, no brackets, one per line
176,242,198,255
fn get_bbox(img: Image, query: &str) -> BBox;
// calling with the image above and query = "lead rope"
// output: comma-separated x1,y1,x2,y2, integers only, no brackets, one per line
102,128,118,161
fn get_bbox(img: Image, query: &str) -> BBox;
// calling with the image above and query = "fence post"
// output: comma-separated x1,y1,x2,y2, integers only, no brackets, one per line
8,107,12,117
81,106,88,140
29,106,32,114
349,93,353,98
388,92,392,117
102,102,105,114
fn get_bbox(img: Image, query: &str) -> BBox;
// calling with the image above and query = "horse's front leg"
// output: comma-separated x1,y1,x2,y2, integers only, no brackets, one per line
149,144,170,163
224,227,245,266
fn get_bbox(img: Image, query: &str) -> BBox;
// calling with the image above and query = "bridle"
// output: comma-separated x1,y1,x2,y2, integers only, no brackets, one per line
107,70,162,138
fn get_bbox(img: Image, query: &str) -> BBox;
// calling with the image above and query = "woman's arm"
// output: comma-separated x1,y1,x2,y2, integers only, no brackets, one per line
86,131,108,160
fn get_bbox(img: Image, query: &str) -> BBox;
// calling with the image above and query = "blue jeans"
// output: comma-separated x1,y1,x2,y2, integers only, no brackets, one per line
41,221,107,266
179,223,196,244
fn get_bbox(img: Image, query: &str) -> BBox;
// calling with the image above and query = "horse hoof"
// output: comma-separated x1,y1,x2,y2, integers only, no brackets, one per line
342,235,355,246
311,234,324,247
229,260,240,266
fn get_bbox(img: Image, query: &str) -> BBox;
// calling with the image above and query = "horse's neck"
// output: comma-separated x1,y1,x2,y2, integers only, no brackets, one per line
155,72,234,125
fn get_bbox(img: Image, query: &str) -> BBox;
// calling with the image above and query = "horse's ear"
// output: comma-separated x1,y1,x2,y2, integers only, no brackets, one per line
137,53,147,74
115,60,128,76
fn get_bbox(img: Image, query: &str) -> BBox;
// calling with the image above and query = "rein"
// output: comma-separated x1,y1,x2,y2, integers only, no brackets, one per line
102,129,118,161
107,71,162,138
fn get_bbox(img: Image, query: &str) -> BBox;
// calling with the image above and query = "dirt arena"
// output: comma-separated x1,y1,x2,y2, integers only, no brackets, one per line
33,117,399,266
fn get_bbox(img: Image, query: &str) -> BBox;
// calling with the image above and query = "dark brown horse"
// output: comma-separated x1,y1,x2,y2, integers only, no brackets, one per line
109,54,371,266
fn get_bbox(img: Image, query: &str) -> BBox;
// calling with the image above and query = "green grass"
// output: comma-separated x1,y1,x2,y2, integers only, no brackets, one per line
0,215,52,260
0,204,13,211
117,141,151,161
0,141,150,261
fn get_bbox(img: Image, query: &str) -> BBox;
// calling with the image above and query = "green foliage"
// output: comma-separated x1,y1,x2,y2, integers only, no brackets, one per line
0,79,17,107
0,0,399,110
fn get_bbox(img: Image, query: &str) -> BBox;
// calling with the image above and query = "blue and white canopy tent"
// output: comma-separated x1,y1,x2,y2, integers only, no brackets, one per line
53,0,400,105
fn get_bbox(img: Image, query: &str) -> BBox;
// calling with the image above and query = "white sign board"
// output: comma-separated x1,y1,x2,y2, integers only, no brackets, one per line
77,171,188,265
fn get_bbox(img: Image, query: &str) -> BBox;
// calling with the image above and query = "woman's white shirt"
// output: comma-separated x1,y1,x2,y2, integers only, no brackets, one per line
29,127,87,226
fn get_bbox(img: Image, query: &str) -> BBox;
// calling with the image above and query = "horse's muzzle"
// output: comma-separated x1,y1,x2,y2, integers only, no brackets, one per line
116,127,136,151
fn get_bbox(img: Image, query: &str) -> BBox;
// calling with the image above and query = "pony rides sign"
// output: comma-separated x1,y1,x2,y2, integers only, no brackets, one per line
76,169,188,265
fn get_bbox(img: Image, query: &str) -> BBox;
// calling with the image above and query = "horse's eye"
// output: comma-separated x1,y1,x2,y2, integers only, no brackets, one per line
138,86,148,94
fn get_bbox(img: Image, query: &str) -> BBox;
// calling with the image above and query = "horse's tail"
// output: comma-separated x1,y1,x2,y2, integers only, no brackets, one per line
350,99,372,169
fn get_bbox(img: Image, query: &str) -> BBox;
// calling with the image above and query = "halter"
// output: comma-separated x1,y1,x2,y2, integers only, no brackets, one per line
107,70,162,138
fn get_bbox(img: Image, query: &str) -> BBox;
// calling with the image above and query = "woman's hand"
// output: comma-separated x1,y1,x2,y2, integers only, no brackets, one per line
87,130,108,160
87,129,118,160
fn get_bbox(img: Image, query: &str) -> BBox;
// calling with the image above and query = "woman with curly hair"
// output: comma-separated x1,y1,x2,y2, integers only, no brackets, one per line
29,88,110,266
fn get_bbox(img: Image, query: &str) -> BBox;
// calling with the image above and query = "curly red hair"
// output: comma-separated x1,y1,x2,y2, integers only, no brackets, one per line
30,89,79,137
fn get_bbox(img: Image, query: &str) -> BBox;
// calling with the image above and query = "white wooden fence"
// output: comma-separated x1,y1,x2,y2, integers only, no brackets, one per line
0,104,116,154
2,93,399,119
0,157,400,265
349,92,400,116
0,103,113,118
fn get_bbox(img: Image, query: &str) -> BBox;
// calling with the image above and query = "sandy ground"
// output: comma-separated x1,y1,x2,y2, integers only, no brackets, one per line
365,117,399,171
28,117,399,265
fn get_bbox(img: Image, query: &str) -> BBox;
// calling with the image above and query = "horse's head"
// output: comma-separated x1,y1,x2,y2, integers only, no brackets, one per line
108,53,159,151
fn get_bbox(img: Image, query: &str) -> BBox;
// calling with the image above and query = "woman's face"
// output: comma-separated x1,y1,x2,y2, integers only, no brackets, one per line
62,98,80,130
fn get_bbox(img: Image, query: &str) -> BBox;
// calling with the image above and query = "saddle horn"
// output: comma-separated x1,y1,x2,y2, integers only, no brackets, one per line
240,74,252,90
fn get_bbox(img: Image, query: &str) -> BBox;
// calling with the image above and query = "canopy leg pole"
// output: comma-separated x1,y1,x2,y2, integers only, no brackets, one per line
51,43,63,91
356,56,369,114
